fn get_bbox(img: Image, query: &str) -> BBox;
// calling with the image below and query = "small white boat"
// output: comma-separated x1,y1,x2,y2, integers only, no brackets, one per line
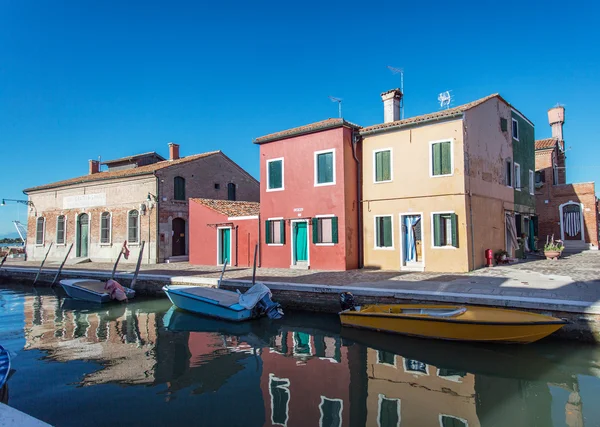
60,279,135,304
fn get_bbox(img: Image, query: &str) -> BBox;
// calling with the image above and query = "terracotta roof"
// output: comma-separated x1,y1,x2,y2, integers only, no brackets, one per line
24,151,221,193
101,151,165,165
360,93,502,135
191,198,260,217
535,138,558,151
254,118,361,144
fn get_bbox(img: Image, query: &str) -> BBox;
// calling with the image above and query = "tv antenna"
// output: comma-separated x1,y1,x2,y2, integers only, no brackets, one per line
387,66,404,119
328,96,343,118
438,90,453,109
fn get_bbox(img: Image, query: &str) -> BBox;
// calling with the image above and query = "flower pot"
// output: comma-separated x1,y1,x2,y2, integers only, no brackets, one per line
544,250,560,260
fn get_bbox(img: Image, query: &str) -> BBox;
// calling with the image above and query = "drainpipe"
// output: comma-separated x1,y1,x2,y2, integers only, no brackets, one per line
258,214,261,267
155,175,160,264
352,130,363,268
235,225,239,266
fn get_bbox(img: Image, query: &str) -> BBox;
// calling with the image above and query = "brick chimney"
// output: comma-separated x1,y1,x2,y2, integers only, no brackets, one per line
548,106,565,141
168,142,180,160
381,89,403,123
89,159,100,175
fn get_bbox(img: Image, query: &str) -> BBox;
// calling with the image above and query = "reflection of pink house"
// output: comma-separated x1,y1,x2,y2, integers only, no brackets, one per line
254,119,361,270
260,331,351,427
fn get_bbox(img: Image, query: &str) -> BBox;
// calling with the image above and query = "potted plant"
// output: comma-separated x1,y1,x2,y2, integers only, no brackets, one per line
543,235,564,260
494,249,509,264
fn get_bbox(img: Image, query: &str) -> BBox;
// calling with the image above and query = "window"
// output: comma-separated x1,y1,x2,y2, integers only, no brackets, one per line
404,358,428,374
214,183,220,190
378,395,401,427
100,212,111,244
312,216,338,244
174,176,186,200
500,117,508,132
535,170,545,185
227,183,236,201
269,374,290,426
505,160,513,187
512,118,519,141
377,351,396,366
553,164,559,185
375,216,393,249
36,217,45,245
374,149,392,182
432,213,458,248
315,149,335,186
265,219,285,245
56,215,65,244
128,210,139,243
529,170,534,195
438,368,467,380
514,162,521,190
440,415,468,427
319,397,342,427
430,140,452,177
293,332,312,355
267,158,284,191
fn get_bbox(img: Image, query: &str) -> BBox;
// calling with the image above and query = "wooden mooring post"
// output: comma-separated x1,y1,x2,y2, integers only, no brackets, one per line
50,243,73,287
33,243,53,286
111,242,129,280
129,241,145,290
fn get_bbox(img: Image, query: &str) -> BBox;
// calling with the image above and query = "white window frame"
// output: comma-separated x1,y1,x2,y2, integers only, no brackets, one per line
403,358,429,375
315,214,335,246
514,162,521,191
269,373,290,427
99,212,112,246
436,368,465,383
505,159,513,188
439,414,468,427
373,214,394,250
267,217,284,246
266,158,285,192
216,226,233,266
314,148,336,187
512,118,519,141
376,350,397,367
56,215,67,246
373,148,393,183
529,170,534,195
429,139,454,178
319,396,343,427
127,210,140,245
35,217,46,246
430,211,457,250
377,394,401,427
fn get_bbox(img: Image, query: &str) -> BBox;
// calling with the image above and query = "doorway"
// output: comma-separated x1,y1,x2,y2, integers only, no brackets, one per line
400,214,424,270
292,221,308,266
172,218,186,256
218,227,231,265
76,213,89,258
560,203,584,242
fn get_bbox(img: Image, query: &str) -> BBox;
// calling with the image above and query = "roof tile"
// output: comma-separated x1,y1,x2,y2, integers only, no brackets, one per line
254,118,361,144
535,138,558,150
191,198,260,217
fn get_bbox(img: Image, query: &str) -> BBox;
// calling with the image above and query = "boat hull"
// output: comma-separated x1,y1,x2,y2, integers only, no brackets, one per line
163,286,255,322
340,304,565,344
60,279,135,304
0,345,10,389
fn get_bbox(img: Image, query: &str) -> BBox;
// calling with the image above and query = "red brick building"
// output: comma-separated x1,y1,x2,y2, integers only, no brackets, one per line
534,107,599,250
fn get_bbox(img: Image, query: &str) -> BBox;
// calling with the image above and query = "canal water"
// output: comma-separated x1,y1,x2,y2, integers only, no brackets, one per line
1,285,599,427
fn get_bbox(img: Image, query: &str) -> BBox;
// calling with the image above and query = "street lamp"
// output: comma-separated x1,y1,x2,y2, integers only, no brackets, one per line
0,199,34,207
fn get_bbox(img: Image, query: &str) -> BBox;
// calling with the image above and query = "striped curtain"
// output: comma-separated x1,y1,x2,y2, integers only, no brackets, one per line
564,210,581,237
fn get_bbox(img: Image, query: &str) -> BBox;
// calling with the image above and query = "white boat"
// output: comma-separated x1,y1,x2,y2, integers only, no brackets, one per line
60,279,135,304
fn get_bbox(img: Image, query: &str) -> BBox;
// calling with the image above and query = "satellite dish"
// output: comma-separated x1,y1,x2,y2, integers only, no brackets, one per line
438,91,452,109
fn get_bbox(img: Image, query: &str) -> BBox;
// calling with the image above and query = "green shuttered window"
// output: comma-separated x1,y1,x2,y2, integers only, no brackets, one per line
316,151,334,185
56,215,65,244
375,216,393,248
374,150,392,182
312,217,338,244
265,220,285,244
433,213,458,248
431,141,452,176
128,210,139,244
36,217,45,245
174,176,186,200
268,159,283,190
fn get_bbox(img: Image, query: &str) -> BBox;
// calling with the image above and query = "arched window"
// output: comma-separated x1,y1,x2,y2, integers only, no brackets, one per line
100,212,111,244
36,217,45,245
174,176,186,200
128,210,139,243
56,215,66,244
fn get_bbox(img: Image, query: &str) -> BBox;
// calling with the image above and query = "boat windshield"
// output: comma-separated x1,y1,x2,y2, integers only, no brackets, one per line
401,307,467,317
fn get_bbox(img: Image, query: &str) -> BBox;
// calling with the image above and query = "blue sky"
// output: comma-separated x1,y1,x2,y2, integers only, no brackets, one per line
1,0,599,235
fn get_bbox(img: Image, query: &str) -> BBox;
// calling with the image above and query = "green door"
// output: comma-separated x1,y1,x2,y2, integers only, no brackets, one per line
219,228,230,265
294,222,308,262
77,214,89,258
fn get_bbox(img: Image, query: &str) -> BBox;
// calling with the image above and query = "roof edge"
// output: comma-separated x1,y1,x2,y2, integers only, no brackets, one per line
360,112,464,136
253,119,360,145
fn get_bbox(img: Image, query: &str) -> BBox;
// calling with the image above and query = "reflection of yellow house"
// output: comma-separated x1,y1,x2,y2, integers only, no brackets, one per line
366,348,479,427
361,92,516,272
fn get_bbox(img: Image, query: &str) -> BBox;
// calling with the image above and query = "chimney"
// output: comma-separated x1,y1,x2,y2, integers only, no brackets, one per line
89,159,100,175
548,106,565,141
168,142,180,160
381,89,403,123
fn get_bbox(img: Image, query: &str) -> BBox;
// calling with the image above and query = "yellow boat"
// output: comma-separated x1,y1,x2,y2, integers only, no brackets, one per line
339,304,566,344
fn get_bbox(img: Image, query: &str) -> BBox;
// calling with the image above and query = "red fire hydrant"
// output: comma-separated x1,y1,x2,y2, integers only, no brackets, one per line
485,249,493,267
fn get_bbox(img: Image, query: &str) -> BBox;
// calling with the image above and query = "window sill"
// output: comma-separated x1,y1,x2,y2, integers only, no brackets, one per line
266,188,284,192
99,243,112,247
55,243,67,247
267,243,284,246
172,200,187,203
430,173,454,178
314,182,335,187
35,244,45,247
432,246,458,250
374,180,393,184
374,247,395,251
315,243,335,246
515,188,521,192
128,242,141,247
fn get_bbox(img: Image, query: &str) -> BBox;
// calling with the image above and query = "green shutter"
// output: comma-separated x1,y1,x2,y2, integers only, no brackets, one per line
265,220,271,244
451,213,458,248
269,161,282,189
312,218,319,244
280,220,285,244
433,214,441,246
441,142,451,175
375,151,383,182
331,217,338,244
382,150,391,181
433,143,442,176
375,218,381,247
383,216,392,247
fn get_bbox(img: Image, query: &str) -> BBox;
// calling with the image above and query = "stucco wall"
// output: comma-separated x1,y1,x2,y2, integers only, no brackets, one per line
511,111,536,212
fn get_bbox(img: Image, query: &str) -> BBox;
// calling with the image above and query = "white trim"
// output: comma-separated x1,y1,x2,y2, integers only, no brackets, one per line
505,159,513,188
399,212,425,271
512,118,519,141
428,139,454,178
315,214,335,218
292,331,313,356
216,226,233,266
373,215,394,250
314,148,336,187
269,373,290,427
373,148,393,184
127,210,140,244
436,368,464,383
430,211,457,249
529,170,534,195
314,214,336,245
290,219,310,267
514,162,521,191
227,215,259,221
56,215,67,246
35,216,46,246
267,217,285,245
266,157,285,192
439,414,468,427
319,396,343,427
99,212,112,246
377,394,401,427
511,107,534,127
376,350,397,367
75,212,91,256
559,201,585,242
403,357,429,375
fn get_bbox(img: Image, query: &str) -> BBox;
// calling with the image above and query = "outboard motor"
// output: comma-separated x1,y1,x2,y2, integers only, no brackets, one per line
340,292,356,311
257,294,284,320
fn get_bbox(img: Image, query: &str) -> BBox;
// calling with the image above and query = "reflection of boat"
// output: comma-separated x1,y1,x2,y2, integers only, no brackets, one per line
340,303,566,344
60,298,127,320
60,279,135,304
0,345,10,389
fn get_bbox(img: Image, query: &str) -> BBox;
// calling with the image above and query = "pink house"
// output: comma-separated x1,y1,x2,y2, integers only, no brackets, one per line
254,119,361,270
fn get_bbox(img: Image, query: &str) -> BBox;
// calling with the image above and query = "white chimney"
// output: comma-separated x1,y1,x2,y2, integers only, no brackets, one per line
548,106,565,141
381,89,403,123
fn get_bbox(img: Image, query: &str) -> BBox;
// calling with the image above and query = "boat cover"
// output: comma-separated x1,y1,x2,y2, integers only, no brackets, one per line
237,284,272,310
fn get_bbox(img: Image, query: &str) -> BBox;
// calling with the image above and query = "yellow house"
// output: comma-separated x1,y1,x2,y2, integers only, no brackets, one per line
361,91,515,272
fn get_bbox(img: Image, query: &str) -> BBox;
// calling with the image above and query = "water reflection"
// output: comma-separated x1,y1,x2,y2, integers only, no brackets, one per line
2,286,598,427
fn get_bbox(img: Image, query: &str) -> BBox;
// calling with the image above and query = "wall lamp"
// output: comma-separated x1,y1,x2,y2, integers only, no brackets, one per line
1,199,34,207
